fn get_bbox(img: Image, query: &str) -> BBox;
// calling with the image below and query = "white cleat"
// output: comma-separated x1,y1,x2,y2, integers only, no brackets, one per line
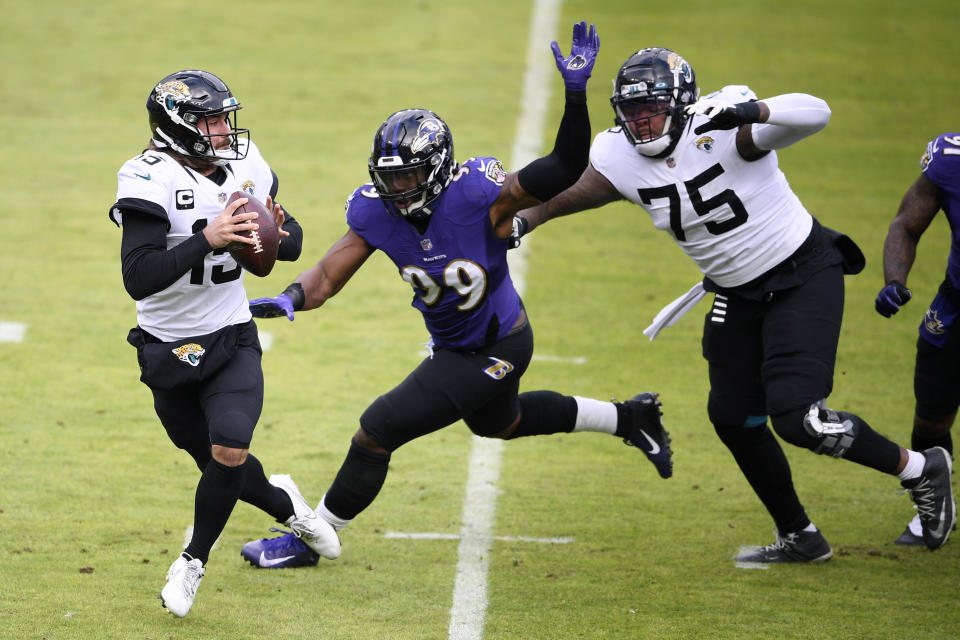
269,474,341,559
159,555,205,617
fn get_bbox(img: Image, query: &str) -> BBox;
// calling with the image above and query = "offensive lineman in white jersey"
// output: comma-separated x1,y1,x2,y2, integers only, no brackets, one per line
513,48,955,561
109,70,338,617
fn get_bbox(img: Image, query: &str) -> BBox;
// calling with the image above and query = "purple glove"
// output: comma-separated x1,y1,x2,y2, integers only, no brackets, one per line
249,293,295,321
550,21,600,92
875,282,912,317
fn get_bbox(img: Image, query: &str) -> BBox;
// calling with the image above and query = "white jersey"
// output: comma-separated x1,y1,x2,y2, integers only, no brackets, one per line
111,139,273,340
591,85,813,288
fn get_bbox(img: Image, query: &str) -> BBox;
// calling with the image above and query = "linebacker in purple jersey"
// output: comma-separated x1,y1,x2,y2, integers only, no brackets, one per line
513,47,956,561
877,132,960,544
241,23,672,568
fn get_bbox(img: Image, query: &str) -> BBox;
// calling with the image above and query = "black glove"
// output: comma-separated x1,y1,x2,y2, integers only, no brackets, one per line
686,99,762,134
509,216,529,249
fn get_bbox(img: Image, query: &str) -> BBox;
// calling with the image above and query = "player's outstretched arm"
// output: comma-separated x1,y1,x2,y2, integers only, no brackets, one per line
686,93,830,159
875,173,942,317
509,164,622,246
490,21,599,238
249,229,374,321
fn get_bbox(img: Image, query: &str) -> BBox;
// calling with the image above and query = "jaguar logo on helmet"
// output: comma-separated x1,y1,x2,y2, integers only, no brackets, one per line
156,81,191,112
172,343,206,367
666,52,694,82
157,80,190,100
411,119,445,154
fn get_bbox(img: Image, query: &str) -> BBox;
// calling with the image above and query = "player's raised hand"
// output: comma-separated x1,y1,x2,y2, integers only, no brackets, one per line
551,21,599,91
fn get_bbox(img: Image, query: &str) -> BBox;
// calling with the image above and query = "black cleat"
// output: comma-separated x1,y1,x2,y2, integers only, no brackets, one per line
619,392,673,478
901,447,956,550
735,528,833,563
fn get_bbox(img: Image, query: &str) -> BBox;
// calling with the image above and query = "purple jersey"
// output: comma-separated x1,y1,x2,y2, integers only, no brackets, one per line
921,133,960,287
345,156,522,350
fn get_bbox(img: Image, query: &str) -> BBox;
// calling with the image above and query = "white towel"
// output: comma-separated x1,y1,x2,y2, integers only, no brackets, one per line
643,282,707,341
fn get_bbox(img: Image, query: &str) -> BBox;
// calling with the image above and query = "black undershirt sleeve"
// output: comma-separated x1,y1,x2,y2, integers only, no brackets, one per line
516,89,590,202
269,170,303,261
120,208,212,301
277,212,303,261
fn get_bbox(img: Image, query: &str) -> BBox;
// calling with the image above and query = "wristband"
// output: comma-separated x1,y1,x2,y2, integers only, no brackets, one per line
282,282,305,311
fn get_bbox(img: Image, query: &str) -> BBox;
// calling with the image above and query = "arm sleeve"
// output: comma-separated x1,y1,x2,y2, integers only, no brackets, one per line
269,170,303,261
277,211,303,261
751,93,831,150
516,89,590,201
120,208,212,300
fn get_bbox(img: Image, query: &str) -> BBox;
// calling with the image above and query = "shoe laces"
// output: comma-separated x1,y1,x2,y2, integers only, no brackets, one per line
264,528,305,554
177,561,204,596
289,516,317,540
905,477,938,522
764,531,799,552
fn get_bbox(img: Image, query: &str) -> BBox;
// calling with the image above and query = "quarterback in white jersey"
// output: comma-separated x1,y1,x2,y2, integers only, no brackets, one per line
112,136,274,340
515,48,954,560
108,70,338,618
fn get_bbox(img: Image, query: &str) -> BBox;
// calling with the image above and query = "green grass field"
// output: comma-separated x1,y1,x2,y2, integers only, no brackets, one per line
2,1,960,638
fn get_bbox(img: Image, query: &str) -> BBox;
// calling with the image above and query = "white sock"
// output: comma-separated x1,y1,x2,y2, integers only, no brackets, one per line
802,523,818,533
572,396,617,434
316,495,352,531
897,449,925,482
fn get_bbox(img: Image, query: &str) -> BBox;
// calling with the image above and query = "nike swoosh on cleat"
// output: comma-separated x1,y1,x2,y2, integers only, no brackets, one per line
259,551,296,567
135,172,151,180
638,430,660,455
929,503,949,540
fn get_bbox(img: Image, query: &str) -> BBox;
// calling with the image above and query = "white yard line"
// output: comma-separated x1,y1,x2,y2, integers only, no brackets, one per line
387,531,574,544
734,547,770,570
447,2,561,639
0,321,27,343
532,354,586,365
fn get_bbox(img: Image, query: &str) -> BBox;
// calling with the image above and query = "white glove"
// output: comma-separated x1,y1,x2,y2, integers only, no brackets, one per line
684,97,735,119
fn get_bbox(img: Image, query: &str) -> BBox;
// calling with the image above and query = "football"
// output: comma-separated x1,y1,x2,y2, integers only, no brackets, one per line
226,191,279,277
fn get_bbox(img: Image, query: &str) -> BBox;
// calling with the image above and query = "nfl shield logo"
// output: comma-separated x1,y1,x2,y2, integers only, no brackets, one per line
421,238,433,250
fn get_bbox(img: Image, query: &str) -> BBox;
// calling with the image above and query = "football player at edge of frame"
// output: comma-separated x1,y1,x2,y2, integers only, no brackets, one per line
109,70,339,617
510,47,956,561
240,22,673,568
875,131,960,545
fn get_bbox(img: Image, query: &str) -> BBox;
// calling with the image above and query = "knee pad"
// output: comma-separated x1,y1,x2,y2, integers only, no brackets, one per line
800,400,857,458
208,409,255,449
325,440,392,520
